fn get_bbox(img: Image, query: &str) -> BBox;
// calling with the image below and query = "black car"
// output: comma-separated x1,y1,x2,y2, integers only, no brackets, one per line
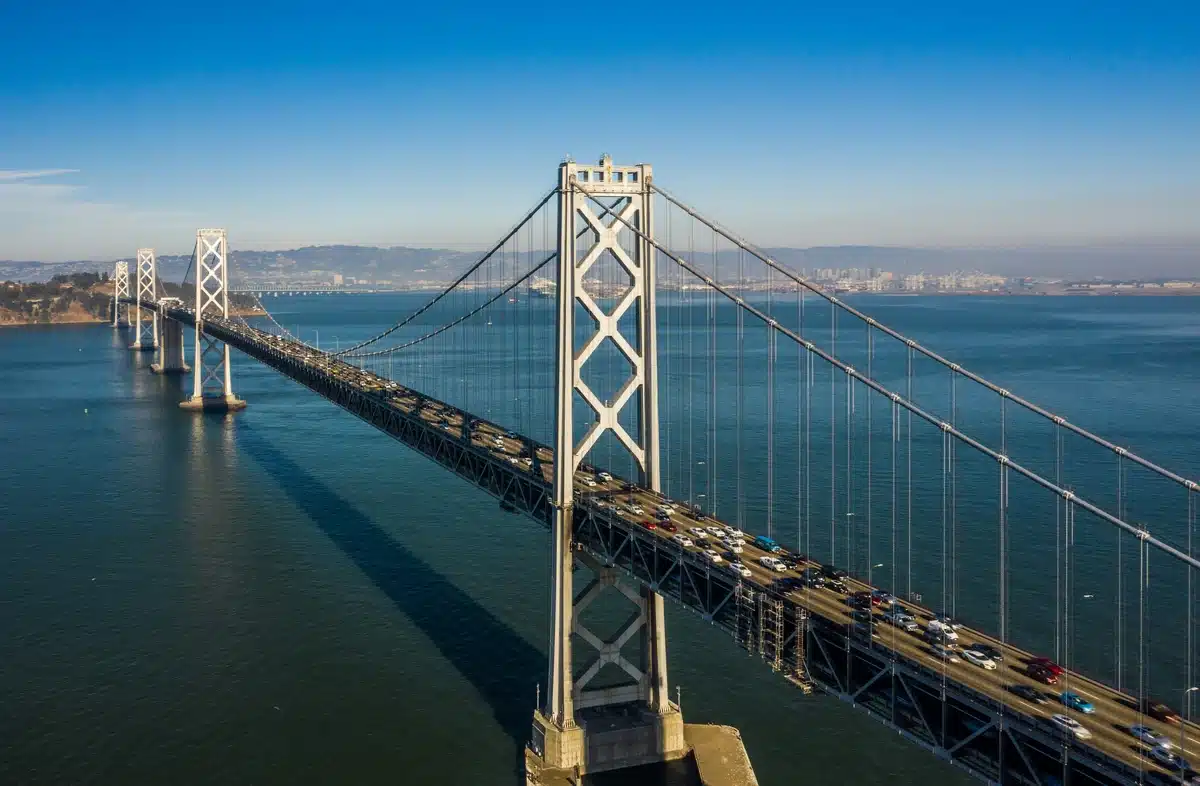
800,568,826,587
774,577,804,592
1007,684,1049,704
850,609,874,624
654,510,670,521
971,643,1004,662
821,564,849,580
825,579,848,594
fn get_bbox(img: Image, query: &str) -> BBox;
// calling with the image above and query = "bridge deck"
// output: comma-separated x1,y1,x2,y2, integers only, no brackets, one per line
149,301,1198,785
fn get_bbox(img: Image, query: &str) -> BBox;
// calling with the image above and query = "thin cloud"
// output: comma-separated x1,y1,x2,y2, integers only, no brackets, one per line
0,169,79,181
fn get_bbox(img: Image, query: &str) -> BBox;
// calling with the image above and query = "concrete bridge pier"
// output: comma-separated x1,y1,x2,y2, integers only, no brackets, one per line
151,317,189,375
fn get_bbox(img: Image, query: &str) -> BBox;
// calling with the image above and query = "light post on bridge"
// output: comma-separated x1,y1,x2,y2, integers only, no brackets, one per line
1182,686,1198,784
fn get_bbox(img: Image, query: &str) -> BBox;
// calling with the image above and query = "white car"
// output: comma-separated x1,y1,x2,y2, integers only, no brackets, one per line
657,503,676,514
672,534,694,548
1051,714,1092,741
883,610,919,632
960,649,998,670
508,457,519,465
706,526,725,538
702,549,723,564
727,561,752,578
759,556,786,572
930,643,960,663
598,471,613,482
689,527,709,541
1129,725,1172,749
722,539,744,554
725,527,745,540
583,479,597,488
523,457,533,465
493,437,504,446
628,505,644,515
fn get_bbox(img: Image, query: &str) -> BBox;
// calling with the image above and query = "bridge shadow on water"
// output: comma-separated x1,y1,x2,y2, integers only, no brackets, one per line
237,426,543,777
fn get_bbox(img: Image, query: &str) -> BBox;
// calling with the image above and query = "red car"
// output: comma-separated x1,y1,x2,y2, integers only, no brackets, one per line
657,520,678,532
640,519,658,531
1028,657,1065,676
1026,664,1059,685
1143,700,1182,724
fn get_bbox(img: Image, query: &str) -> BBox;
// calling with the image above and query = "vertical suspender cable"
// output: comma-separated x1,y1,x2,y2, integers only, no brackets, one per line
906,345,914,600
1055,421,1064,663
708,230,716,513
831,304,837,565
768,323,775,539
687,222,694,507
867,325,874,586
951,368,957,617
846,366,854,576
736,246,745,528
1116,451,1125,691
664,203,673,497
797,285,803,555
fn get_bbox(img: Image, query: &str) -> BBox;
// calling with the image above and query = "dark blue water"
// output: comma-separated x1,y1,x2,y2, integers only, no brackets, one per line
1,294,1197,785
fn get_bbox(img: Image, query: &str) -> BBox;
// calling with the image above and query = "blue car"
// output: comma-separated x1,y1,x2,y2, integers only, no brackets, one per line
1060,691,1095,714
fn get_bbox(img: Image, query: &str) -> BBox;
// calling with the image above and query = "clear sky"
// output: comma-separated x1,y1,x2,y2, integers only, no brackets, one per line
2,1,1197,261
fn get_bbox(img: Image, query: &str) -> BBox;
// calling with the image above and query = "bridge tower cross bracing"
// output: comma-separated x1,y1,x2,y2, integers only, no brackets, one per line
532,155,685,777
112,260,130,328
180,229,246,411
130,248,159,350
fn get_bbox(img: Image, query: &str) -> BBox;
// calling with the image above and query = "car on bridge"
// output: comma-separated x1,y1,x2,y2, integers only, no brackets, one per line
960,649,998,670
882,609,919,632
1051,714,1092,741
759,556,786,572
1142,699,1183,724
722,538,743,554
820,564,849,581
1128,724,1173,748
1148,745,1190,773
929,643,960,663
753,535,782,553
969,643,1004,662
1008,684,1051,705
689,527,709,541
1028,656,1065,677
1059,691,1095,714
726,560,751,578
672,534,693,548
1025,664,1059,685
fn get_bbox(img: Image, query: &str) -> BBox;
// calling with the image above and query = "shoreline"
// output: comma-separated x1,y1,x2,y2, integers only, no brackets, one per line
0,307,265,329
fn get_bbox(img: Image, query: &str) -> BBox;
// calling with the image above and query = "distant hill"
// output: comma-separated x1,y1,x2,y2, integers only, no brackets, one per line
2,242,1196,283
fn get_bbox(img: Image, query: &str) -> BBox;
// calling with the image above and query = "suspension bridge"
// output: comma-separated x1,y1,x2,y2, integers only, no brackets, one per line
110,156,1199,785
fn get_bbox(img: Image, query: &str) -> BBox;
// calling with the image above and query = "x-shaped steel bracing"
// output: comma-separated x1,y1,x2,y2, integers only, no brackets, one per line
569,196,648,469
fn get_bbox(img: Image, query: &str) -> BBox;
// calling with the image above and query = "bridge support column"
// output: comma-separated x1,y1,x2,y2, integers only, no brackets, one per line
130,248,159,351
528,156,686,781
181,229,246,412
151,316,190,374
112,261,130,328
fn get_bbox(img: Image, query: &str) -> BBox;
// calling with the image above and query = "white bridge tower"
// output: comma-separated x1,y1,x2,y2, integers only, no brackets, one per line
180,229,245,411
531,156,685,778
130,248,159,350
112,261,130,327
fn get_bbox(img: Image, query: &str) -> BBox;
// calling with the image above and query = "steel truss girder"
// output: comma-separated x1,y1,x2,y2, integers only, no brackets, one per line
142,304,1160,786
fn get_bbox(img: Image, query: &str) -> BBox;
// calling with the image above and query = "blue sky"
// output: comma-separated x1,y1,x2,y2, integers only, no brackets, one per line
1,1,1197,261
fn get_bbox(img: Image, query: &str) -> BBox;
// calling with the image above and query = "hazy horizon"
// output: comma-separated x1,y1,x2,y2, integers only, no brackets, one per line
3,2,1198,263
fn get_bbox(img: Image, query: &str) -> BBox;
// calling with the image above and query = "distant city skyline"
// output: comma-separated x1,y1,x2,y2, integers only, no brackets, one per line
2,2,1198,262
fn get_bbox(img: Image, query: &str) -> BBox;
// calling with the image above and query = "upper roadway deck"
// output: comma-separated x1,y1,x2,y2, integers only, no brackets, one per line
148,301,1199,785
